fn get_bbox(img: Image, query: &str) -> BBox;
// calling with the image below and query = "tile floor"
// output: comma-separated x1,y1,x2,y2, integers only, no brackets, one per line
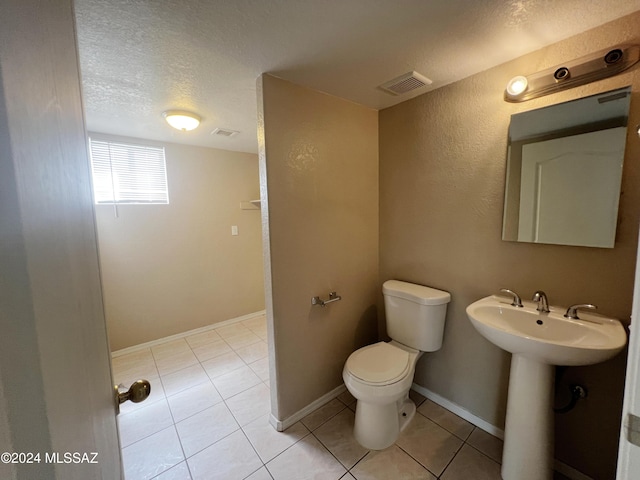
114,314,571,480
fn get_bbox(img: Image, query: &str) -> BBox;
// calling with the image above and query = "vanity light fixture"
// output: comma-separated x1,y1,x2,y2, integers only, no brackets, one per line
162,110,201,131
504,44,640,102
505,76,528,97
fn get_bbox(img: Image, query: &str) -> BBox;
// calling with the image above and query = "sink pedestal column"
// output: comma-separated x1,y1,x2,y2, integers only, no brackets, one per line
502,354,554,480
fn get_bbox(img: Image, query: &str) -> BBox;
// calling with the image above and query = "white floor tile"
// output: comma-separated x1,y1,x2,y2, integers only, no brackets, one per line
118,399,174,447
122,426,184,480
161,364,210,397
248,357,270,381
440,444,501,480
396,413,463,476
154,461,192,480
418,399,474,440
314,409,369,469
235,341,269,363
112,348,155,375
350,445,436,480
241,315,267,331
113,349,159,386
226,382,271,426
243,414,309,463
152,339,192,361
117,319,506,480
191,339,233,362
254,327,269,341
175,402,239,457
156,349,199,376
185,329,222,349
245,466,273,480
337,390,356,407
167,380,223,423
201,351,245,379
301,398,346,431
188,430,262,480
215,323,252,339
242,317,268,340
466,428,503,463
224,331,263,350
266,433,347,480
212,365,262,399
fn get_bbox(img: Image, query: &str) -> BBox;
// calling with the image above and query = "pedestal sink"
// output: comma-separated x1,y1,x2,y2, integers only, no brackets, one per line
466,295,627,480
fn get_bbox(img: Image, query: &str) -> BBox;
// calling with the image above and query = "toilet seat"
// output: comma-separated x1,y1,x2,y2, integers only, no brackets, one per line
345,342,415,386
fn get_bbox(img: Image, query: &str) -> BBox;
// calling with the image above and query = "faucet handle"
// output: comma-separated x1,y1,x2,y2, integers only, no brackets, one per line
499,288,523,307
564,304,597,320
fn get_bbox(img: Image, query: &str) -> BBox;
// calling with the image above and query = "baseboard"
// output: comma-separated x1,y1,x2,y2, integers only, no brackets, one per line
553,461,593,480
111,310,266,358
411,383,594,480
411,383,505,439
269,384,347,432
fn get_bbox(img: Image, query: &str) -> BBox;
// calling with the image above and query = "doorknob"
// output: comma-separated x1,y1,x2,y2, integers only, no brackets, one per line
114,379,151,414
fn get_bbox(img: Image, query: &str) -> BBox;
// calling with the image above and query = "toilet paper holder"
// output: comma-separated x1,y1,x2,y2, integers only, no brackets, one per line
311,291,342,307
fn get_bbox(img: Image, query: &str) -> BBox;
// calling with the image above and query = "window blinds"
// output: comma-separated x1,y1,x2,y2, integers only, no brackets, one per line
89,139,169,204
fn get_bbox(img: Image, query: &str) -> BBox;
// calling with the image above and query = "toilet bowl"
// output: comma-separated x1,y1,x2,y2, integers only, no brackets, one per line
343,280,450,450
343,341,422,449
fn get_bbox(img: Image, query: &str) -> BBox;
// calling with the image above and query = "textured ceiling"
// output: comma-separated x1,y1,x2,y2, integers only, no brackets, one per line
74,0,640,153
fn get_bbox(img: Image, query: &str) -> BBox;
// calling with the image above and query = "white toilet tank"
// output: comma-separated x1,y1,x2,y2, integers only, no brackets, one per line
383,280,451,352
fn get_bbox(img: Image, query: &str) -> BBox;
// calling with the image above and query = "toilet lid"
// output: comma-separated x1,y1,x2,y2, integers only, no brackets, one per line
346,342,412,385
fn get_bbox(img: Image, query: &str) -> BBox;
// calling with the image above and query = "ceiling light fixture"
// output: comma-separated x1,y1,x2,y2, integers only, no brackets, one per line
504,44,639,102
162,110,201,131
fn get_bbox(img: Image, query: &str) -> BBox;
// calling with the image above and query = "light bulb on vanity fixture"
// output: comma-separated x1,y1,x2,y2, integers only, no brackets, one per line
162,110,201,131
505,75,528,98
504,44,640,102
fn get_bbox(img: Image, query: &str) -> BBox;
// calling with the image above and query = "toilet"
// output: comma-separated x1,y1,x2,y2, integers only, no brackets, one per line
343,279,451,450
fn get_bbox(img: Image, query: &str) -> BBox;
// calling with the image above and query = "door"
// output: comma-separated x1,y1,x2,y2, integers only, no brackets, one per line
616,225,640,477
0,1,122,479
518,127,625,247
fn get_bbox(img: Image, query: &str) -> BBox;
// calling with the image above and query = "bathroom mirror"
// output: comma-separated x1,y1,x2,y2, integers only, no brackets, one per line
502,86,631,248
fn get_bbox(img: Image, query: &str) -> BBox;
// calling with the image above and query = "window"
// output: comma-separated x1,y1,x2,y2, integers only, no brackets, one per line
89,138,169,204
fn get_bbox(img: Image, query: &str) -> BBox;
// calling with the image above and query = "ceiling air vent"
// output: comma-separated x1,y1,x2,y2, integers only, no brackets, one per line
211,127,240,138
379,71,433,96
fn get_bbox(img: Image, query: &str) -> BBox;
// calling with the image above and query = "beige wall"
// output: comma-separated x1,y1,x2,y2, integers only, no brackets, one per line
93,134,264,351
379,13,640,480
258,74,379,422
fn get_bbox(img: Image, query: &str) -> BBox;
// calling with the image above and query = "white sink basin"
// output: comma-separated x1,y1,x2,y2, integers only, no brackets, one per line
466,295,626,366
466,294,627,480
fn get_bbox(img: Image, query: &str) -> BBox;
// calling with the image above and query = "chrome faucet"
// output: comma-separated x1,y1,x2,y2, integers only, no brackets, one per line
500,288,523,307
532,290,550,313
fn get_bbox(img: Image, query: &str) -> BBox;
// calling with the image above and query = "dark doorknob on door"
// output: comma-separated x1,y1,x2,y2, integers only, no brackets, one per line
114,379,151,413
